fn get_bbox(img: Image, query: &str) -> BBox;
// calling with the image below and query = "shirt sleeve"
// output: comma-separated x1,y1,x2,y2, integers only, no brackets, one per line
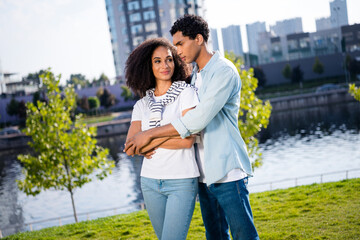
172,66,240,138
179,87,199,112
131,100,142,122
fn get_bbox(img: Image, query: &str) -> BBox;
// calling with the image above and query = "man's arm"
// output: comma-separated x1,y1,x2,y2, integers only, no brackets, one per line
172,66,239,138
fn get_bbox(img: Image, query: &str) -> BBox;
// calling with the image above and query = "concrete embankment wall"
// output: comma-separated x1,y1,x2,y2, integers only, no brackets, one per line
268,89,357,112
0,119,131,154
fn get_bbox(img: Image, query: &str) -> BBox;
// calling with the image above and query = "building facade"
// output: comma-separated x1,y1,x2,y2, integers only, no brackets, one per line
270,17,303,37
210,28,219,51
330,0,348,28
105,0,205,79
316,17,332,31
221,25,244,56
246,21,266,56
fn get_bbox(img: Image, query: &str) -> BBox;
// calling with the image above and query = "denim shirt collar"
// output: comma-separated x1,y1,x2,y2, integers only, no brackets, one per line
193,51,220,74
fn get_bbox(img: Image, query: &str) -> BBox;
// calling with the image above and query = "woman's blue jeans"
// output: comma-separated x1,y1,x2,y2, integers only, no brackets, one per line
198,178,259,240
140,177,198,240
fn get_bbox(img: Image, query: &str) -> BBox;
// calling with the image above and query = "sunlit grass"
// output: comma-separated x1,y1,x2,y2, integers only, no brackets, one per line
5,178,360,240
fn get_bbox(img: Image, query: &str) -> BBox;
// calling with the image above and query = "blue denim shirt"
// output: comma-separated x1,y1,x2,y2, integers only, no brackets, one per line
171,52,252,185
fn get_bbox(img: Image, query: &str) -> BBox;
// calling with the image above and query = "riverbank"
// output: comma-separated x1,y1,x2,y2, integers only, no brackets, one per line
3,178,359,239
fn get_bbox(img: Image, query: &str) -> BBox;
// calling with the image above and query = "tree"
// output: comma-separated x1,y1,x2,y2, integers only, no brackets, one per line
225,52,272,169
92,73,110,87
253,66,267,87
78,96,90,111
313,57,324,75
6,98,19,116
67,74,90,89
97,88,116,108
291,65,304,88
282,63,292,80
121,85,133,101
88,96,100,110
349,84,360,102
17,70,114,222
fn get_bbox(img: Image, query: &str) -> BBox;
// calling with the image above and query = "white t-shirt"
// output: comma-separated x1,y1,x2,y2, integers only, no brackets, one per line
131,87,200,179
195,72,247,183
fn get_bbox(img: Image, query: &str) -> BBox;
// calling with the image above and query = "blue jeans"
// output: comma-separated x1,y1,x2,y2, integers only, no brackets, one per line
198,178,259,240
141,177,198,240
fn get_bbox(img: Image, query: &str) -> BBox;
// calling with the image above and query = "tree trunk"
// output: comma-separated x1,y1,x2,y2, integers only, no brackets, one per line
64,159,78,223
69,188,78,223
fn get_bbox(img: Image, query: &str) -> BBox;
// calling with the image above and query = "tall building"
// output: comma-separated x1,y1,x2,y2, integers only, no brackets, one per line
105,0,206,79
270,17,303,37
210,28,219,51
330,0,348,28
221,25,243,56
246,21,266,56
316,17,332,31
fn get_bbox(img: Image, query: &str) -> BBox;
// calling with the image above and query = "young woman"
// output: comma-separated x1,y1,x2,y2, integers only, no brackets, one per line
124,38,199,240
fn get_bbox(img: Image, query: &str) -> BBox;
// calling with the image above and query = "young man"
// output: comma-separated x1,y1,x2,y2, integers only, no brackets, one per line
125,15,259,240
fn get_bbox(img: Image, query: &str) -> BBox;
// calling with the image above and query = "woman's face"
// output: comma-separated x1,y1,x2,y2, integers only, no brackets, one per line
151,46,175,83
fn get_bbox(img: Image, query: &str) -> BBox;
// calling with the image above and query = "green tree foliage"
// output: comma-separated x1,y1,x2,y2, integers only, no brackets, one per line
313,57,324,75
6,98,19,116
253,66,267,87
349,84,360,102
26,69,48,87
88,97,100,110
78,96,89,111
292,65,304,88
92,73,110,87
121,85,133,101
97,88,116,108
282,63,292,80
225,52,272,169
67,74,90,89
17,70,114,222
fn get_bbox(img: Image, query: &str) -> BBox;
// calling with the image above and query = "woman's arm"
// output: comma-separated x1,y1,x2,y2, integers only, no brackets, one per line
142,107,196,151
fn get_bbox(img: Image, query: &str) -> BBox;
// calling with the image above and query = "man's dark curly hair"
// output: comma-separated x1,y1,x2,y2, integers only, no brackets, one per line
125,38,190,98
170,14,209,42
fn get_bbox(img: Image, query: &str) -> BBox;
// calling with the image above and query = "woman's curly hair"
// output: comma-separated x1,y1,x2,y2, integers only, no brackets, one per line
170,14,209,42
125,38,190,98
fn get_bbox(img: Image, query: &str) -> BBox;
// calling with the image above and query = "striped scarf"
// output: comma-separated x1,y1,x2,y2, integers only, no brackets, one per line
146,81,192,128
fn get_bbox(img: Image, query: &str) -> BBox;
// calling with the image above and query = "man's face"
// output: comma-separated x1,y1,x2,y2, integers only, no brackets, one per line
172,31,201,64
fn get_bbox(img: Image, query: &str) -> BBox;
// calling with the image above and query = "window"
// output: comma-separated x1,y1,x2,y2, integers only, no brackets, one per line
129,13,141,22
131,24,143,34
133,36,144,46
142,0,154,8
128,1,140,10
299,38,310,49
146,34,158,39
145,22,157,32
118,3,123,11
143,10,156,20
343,32,353,41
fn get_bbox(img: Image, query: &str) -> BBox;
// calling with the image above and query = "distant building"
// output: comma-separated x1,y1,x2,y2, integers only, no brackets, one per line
210,28,219,51
341,24,360,52
330,0,348,28
1,73,39,95
221,25,243,56
316,17,332,31
287,32,312,60
310,27,342,56
270,17,303,37
105,0,206,80
246,21,266,56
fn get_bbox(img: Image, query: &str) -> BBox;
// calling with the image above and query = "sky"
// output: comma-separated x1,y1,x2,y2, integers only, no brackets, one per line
0,0,359,84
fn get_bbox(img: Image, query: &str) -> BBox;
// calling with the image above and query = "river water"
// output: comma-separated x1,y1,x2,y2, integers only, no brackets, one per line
0,101,359,237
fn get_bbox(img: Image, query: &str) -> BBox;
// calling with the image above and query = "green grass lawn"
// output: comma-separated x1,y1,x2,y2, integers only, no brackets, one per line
5,178,360,240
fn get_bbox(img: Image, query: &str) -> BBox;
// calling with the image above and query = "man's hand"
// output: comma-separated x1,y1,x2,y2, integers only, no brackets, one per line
124,130,152,155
